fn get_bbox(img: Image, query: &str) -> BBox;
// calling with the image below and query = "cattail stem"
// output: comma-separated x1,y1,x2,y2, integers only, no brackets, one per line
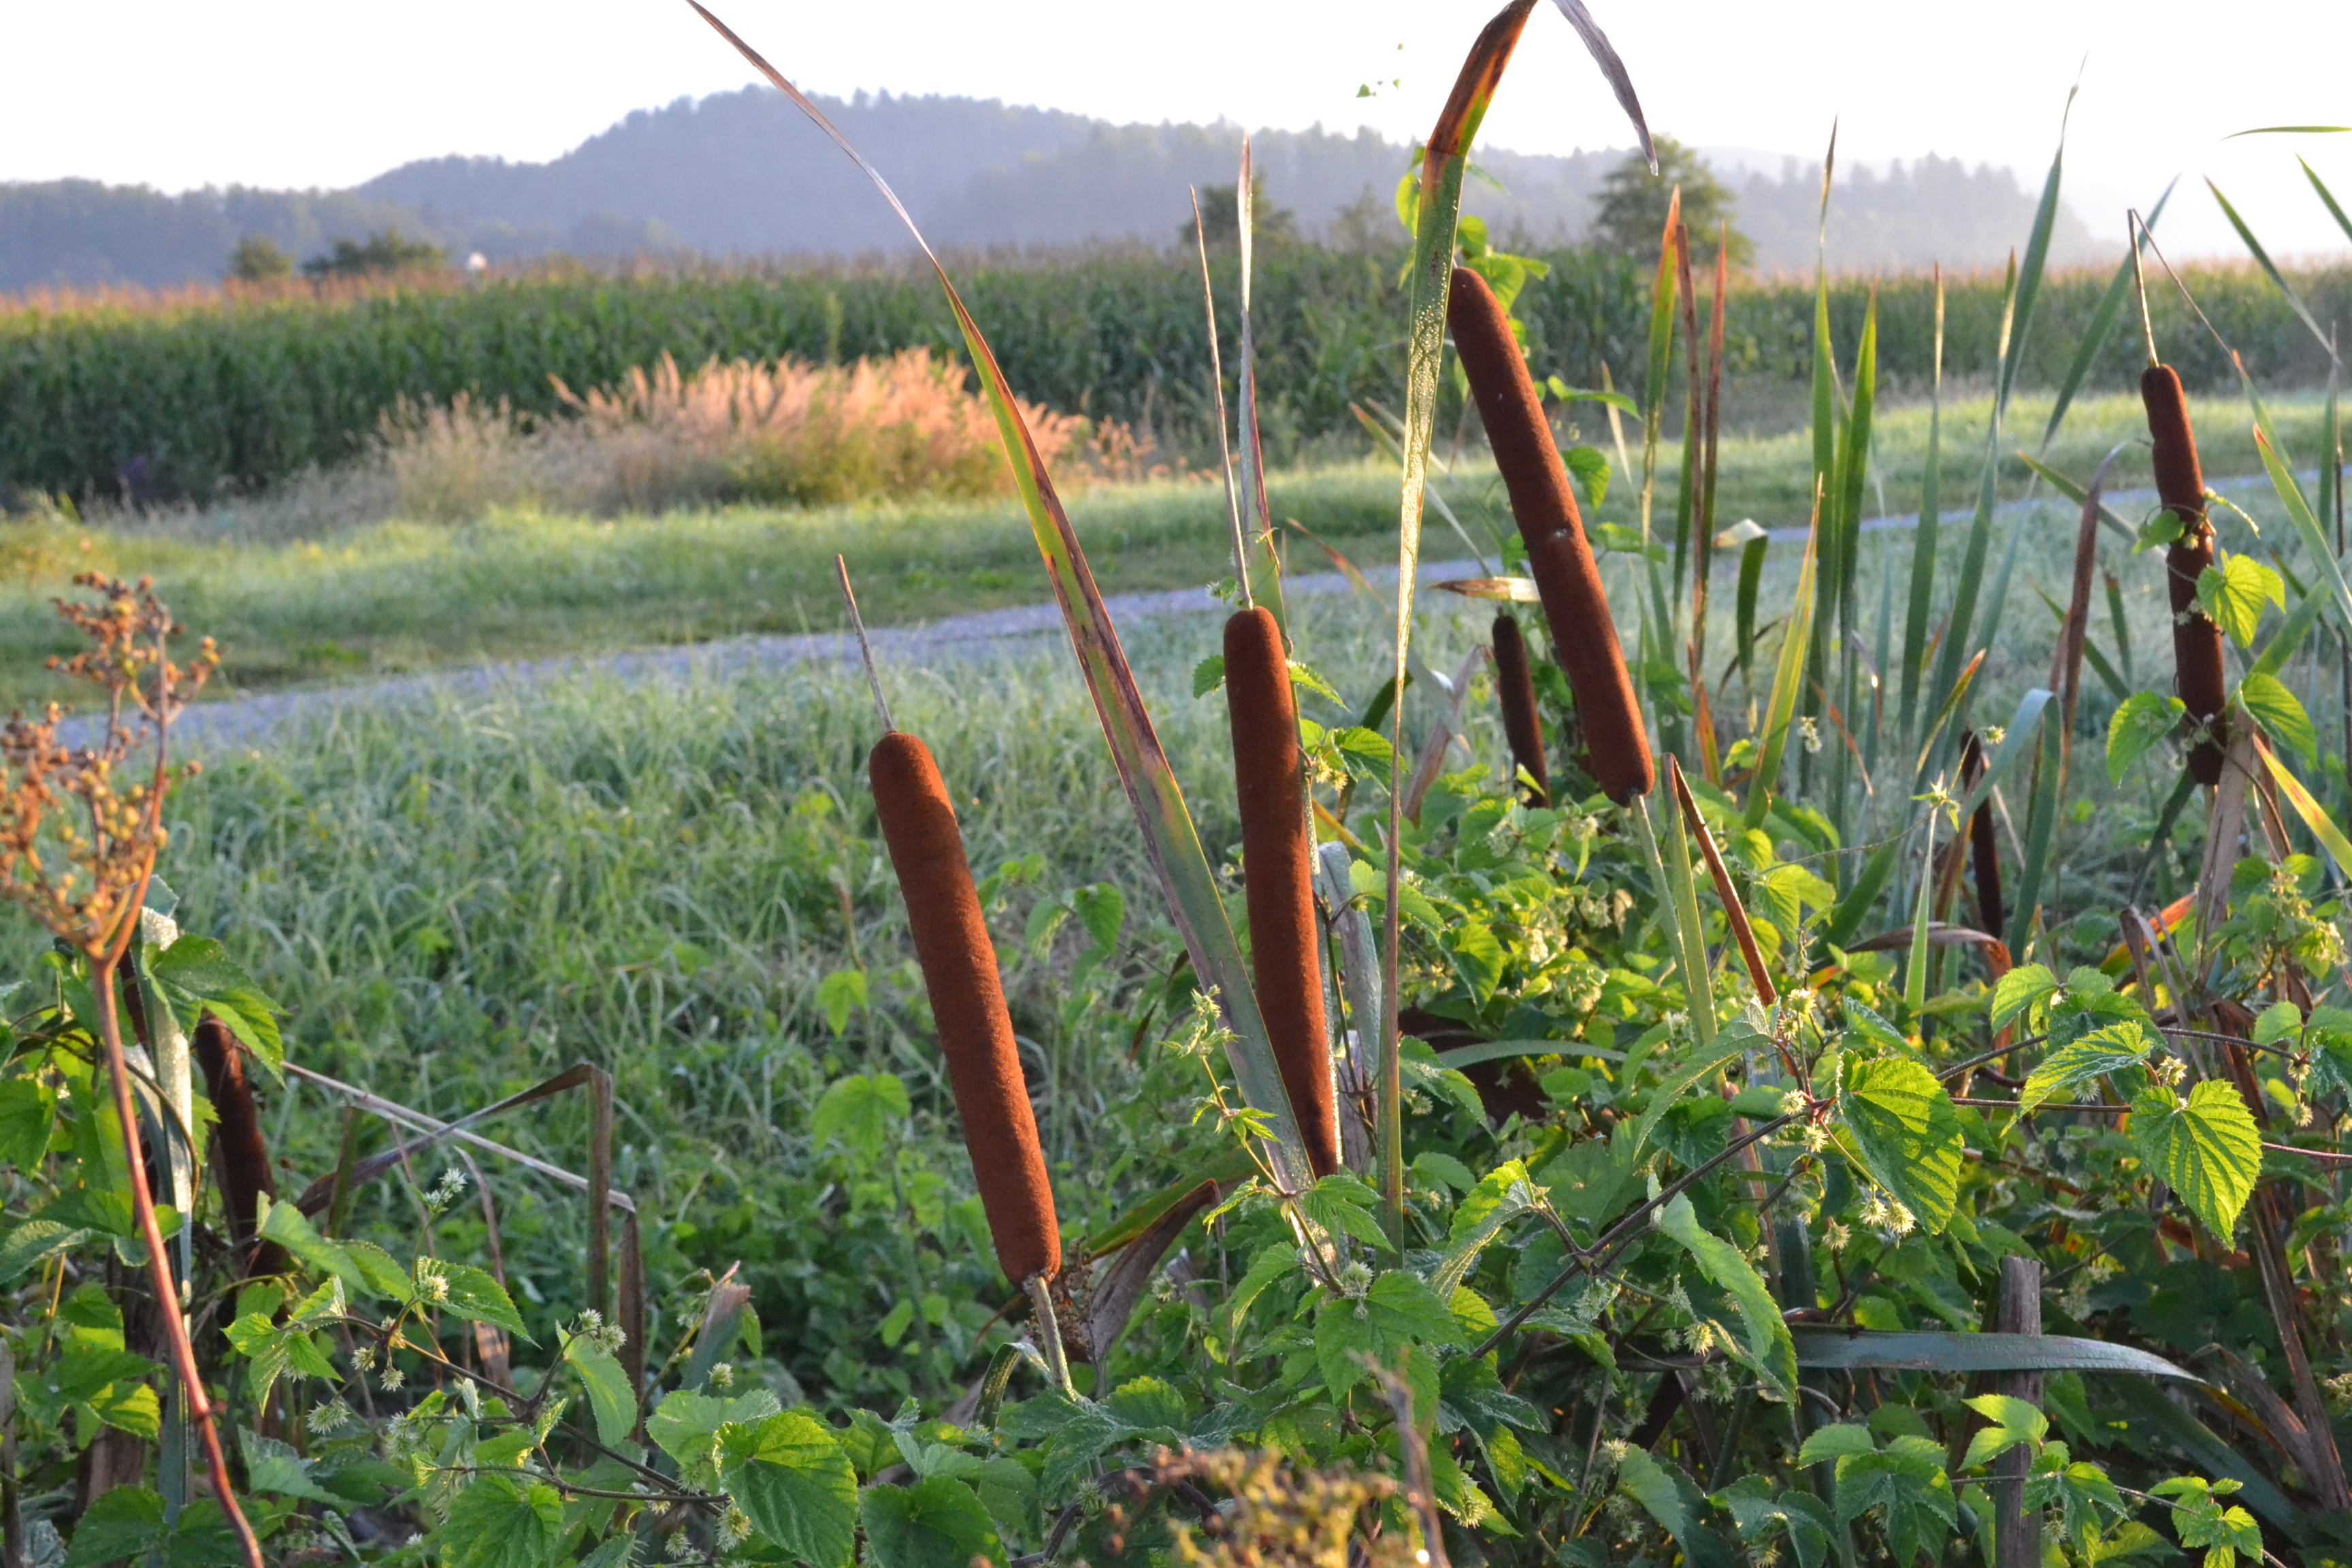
2142,365,2226,785
1490,611,1550,806
869,732,1060,1286
1223,607,1339,1177
1449,266,1651,802
194,1015,289,1278
1961,734,2006,941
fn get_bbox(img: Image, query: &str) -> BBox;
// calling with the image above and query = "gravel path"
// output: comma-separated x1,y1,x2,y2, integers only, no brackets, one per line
160,468,2304,753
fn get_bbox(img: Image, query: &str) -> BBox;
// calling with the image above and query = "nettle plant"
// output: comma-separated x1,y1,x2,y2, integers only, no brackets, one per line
8,7,2352,1568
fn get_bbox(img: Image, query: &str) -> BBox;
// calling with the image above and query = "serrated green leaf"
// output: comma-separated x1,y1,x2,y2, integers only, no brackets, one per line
0,1220,93,1284
0,1076,56,1170
441,1473,567,1568
1840,1057,1964,1235
1192,655,1226,699
2131,1081,2261,1239
562,1330,637,1448
1959,1393,2047,1471
1989,964,2060,1031
1658,1193,1795,1401
2238,671,2319,768
2021,1022,2157,1115
437,1264,525,1336
860,1477,1000,1568
720,1411,858,1568
1798,1424,1877,1466
2107,693,2186,785
2198,555,2284,648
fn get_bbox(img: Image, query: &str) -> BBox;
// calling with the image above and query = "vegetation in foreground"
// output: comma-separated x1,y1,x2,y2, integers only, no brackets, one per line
1,3,2351,1568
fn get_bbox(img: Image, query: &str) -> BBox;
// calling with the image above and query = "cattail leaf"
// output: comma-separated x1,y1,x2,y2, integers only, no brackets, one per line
2207,179,2338,357
2254,736,2352,881
2253,427,2352,640
683,1,1309,1179
2040,180,2176,452
1838,1057,1963,1235
1792,1328,2199,1380
1742,493,1819,830
2129,1081,2261,1240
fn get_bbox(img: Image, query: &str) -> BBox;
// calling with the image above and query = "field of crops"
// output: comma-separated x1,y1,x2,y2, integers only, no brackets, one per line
4,244,2348,502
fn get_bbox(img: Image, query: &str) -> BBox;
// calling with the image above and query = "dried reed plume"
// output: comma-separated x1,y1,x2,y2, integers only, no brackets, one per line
1488,610,1549,806
868,731,1060,1285
1222,608,1338,1177
1447,268,1651,802
2141,365,2225,784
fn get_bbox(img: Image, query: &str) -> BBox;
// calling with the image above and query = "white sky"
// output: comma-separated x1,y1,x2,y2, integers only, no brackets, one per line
4,0,2348,261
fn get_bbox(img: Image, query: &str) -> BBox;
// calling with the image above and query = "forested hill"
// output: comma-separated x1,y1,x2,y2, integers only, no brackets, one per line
0,86,2098,291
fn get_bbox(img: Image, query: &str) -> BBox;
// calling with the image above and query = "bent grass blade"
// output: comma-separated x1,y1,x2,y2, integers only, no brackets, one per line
683,1,1315,1178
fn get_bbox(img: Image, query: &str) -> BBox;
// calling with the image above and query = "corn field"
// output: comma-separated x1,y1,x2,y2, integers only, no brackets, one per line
3,247,2347,503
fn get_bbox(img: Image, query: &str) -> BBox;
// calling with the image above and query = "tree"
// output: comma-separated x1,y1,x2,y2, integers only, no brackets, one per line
301,227,447,280
1183,176,1298,250
1588,135,1753,268
225,235,292,282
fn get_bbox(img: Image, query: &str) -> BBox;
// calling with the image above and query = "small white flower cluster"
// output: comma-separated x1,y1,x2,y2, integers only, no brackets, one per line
1797,716,1823,754
717,1507,753,1552
414,1258,451,1305
1334,1260,1375,1301
1824,1218,1852,1253
424,1165,470,1218
2325,1370,2352,1413
308,1400,355,1436
2150,1054,2187,1089
575,1307,628,1355
707,1362,736,1390
1859,1190,1915,1240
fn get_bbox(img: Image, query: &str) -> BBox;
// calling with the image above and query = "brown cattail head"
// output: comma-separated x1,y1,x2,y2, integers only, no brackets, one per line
193,1014,289,1278
1959,734,2005,941
1448,267,1652,802
1489,610,1550,807
868,732,1060,1286
2141,364,2225,785
1222,608,1339,1178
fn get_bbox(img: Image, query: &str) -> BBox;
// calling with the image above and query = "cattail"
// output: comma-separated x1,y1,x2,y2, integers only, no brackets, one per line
2142,365,2225,785
1448,267,1652,802
868,732,1060,1286
1222,607,1339,1178
1489,610,1550,807
193,1015,289,1277
1959,734,2004,940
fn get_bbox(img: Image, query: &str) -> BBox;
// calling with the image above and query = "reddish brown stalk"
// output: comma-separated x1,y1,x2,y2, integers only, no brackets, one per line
1448,266,1652,802
1669,757,1775,1006
869,732,1060,1285
1488,610,1550,807
193,1015,289,1278
1223,608,1339,1177
2141,365,2225,785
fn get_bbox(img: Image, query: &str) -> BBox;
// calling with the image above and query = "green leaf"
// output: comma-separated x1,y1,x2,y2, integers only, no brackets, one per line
1959,1393,2048,1471
254,1196,374,1298
63,1486,165,1568
1224,1244,1298,1339
2197,555,2283,649
441,1472,568,1568
1990,964,2059,1031
1612,1446,1689,1537
150,935,283,1077
0,1075,57,1169
815,968,867,1036
1798,1424,1877,1466
719,1411,858,1568
2238,672,2319,768
1564,444,1611,508
2107,693,2187,785
647,1389,785,1487
811,1073,909,1162
0,1219,93,1283
562,1330,637,1447
859,1476,1001,1568
1839,1056,1965,1234
243,1433,343,1506
1192,654,1226,698
2131,1081,2262,1239
1301,1174,1390,1250
1658,1192,1796,1401
438,1264,525,1336
2020,1022,2157,1114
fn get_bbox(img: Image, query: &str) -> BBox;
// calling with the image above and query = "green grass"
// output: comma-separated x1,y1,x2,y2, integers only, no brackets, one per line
0,387,2331,715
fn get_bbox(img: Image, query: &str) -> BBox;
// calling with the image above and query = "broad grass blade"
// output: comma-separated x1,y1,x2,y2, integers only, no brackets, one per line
1742,486,1820,831
1834,290,1879,638
2014,453,2136,540
1791,1328,2198,1380
2255,736,2352,879
1383,0,1539,1236
1672,758,1774,1003
1544,0,1654,168
2208,178,2338,358
1897,267,1944,740
2255,428,2352,636
2302,157,2352,247
1235,135,1288,627
684,1,1311,1175
1957,688,2054,824
1997,85,2076,419
1638,195,1682,664
1914,649,1989,783
2006,700,2065,958
2040,180,2176,451
1632,792,1715,1045
1925,257,2016,730
1190,188,1251,597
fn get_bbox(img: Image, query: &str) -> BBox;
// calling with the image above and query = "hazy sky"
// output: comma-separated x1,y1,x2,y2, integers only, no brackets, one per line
7,0,2349,261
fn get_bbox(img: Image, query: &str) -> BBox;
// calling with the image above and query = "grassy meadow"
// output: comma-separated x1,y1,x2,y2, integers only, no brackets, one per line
0,385,2332,713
